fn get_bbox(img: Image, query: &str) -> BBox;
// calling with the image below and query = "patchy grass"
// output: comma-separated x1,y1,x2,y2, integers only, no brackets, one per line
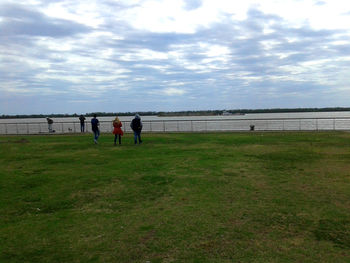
0,132,350,262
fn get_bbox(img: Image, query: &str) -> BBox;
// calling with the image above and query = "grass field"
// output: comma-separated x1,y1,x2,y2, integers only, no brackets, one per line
1,132,350,262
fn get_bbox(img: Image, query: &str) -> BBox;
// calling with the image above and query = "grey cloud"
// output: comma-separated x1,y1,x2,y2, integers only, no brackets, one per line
0,4,91,38
330,44,350,54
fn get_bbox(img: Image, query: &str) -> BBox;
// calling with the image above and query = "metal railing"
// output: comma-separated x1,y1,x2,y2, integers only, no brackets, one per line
1,117,350,135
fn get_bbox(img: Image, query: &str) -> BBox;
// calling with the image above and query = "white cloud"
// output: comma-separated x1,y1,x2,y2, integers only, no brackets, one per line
120,49,169,61
41,1,104,28
112,0,350,33
119,0,218,33
255,0,350,30
161,87,187,96
149,87,187,96
1,0,350,114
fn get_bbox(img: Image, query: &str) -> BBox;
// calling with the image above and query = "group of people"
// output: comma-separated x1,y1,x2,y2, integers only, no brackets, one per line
90,114,143,145
46,114,143,145
47,116,85,133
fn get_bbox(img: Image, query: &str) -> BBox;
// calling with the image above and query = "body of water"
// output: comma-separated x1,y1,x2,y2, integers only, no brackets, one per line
1,111,350,134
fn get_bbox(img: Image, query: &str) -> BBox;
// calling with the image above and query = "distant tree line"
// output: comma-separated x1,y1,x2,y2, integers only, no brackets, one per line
224,107,350,114
0,111,158,119
1,107,350,119
156,107,350,116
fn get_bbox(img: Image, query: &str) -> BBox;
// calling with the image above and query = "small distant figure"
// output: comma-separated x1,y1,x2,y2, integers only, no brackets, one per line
46,117,54,133
79,114,86,132
112,116,124,146
91,114,100,144
130,114,143,144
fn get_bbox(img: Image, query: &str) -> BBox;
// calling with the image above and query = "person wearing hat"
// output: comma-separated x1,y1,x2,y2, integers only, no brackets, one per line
112,116,123,145
130,114,143,144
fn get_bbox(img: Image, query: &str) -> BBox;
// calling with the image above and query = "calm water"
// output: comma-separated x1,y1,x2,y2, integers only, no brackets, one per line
2,111,350,123
1,112,350,134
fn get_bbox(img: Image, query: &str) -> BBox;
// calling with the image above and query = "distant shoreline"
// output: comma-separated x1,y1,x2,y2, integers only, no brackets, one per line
1,107,350,119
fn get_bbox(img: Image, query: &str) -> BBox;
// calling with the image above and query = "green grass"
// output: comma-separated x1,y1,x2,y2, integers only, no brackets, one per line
1,132,350,262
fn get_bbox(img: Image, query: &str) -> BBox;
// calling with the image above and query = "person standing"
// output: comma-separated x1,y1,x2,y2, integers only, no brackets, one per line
79,114,86,132
130,114,143,144
91,114,100,144
112,116,123,146
46,117,54,133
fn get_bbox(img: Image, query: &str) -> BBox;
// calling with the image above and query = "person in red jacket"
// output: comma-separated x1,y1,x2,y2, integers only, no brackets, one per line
112,116,123,145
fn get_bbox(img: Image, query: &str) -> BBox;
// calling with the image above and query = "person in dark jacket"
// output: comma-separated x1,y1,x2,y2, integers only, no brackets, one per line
79,114,86,132
46,117,54,133
91,114,100,144
130,114,143,144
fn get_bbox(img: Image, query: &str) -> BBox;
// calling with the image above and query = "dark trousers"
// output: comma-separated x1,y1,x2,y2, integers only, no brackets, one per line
133,131,142,144
114,134,121,144
80,123,85,132
93,129,100,141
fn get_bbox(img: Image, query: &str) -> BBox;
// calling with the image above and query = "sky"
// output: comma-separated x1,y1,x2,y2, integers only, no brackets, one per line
1,0,350,115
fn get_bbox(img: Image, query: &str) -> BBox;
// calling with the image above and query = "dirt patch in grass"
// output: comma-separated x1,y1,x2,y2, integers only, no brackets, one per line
0,138,29,144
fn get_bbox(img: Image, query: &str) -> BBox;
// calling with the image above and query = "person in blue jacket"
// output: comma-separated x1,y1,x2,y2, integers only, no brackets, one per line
91,114,100,144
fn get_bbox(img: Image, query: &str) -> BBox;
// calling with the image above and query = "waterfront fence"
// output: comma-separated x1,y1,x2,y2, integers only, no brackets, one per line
1,117,350,135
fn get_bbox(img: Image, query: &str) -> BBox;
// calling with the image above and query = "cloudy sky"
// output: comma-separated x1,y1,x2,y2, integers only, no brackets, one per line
1,0,350,115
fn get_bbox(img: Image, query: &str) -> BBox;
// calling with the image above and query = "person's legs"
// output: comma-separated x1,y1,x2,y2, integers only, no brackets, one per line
137,131,142,144
81,124,84,132
114,134,117,145
134,132,138,144
93,130,99,143
96,129,100,140
118,134,121,144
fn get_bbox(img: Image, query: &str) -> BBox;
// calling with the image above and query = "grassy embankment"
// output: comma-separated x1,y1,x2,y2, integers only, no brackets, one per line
1,132,350,262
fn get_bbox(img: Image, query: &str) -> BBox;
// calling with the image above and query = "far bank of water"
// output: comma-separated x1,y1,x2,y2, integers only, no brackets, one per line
2,111,350,124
